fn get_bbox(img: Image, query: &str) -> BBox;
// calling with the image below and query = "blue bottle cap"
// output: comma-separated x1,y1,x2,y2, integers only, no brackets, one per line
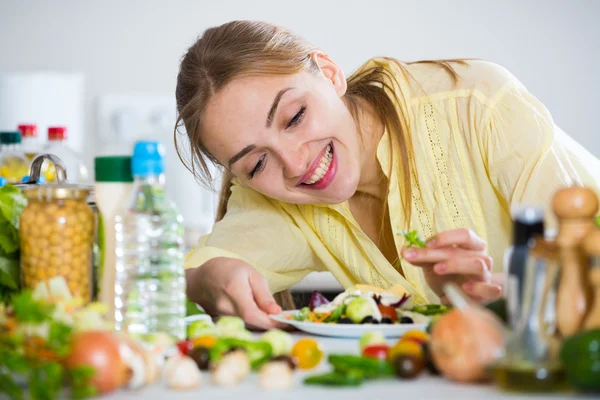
131,141,165,177
21,175,47,184
0,177,6,187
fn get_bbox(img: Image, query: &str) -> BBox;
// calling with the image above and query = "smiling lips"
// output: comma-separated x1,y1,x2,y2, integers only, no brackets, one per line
297,142,337,190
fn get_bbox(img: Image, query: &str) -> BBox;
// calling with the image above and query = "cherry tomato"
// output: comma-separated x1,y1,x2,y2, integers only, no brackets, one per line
388,339,424,363
400,330,429,345
192,335,217,349
291,338,324,370
377,304,398,322
362,344,390,361
176,340,193,356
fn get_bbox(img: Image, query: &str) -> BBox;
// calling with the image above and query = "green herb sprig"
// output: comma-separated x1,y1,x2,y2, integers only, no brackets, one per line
0,291,97,400
399,230,426,249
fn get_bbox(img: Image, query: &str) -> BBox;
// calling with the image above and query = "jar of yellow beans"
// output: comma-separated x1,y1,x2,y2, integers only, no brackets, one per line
20,184,95,302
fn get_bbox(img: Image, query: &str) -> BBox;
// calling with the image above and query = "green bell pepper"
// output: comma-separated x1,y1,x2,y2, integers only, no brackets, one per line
209,338,273,370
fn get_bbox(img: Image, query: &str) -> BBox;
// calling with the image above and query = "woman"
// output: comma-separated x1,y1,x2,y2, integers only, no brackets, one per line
176,20,599,329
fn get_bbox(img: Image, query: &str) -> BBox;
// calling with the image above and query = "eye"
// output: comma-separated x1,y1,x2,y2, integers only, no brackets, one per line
248,154,266,179
286,106,306,129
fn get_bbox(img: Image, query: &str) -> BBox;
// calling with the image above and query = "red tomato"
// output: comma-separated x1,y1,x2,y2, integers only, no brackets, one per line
378,304,398,322
362,344,390,361
176,340,193,356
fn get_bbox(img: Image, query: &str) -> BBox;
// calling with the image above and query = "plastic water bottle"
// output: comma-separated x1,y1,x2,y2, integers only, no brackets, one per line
114,141,186,340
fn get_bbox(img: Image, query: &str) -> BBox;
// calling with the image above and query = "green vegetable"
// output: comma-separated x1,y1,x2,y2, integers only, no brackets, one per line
560,329,600,392
186,298,206,317
485,298,508,325
328,354,395,378
209,338,272,370
324,303,346,323
215,316,245,337
0,185,27,303
346,297,375,323
0,290,97,400
187,319,216,339
294,307,311,321
260,329,292,356
359,331,386,351
304,370,364,387
411,304,452,316
399,230,426,248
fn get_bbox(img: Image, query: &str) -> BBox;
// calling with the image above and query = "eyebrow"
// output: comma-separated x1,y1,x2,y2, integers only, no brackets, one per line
266,87,293,128
228,87,294,169
228,144,256,169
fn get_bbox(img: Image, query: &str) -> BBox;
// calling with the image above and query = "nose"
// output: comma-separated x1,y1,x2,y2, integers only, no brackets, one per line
277,144,309,180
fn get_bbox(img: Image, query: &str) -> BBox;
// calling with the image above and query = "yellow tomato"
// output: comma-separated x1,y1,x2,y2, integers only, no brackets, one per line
192,335,217,349
291,338,323,370
388,339,424,363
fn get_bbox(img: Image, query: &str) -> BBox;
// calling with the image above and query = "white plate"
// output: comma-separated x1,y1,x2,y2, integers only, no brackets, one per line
270,310,427,338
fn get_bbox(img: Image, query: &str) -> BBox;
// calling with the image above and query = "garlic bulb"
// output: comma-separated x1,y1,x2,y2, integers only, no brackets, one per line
258,361,294,390
211,349,251,386
165,356,202,390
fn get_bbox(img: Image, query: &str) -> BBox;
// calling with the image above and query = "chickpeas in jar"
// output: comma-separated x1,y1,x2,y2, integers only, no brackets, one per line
20,186,95,302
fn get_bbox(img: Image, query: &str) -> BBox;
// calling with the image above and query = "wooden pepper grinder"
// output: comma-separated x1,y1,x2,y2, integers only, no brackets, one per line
582,229,600,330
552,186,599,337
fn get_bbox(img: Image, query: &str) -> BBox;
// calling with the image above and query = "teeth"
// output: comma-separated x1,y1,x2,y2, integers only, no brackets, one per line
304,144,333,185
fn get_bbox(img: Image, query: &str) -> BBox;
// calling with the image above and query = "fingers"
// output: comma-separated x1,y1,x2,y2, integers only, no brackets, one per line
225,277,280,330
433,255,493,278
426,228,486,251
463,281,503,303
249,273,282,315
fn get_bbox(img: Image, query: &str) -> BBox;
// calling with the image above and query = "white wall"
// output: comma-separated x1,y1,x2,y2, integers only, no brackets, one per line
1,0,599,160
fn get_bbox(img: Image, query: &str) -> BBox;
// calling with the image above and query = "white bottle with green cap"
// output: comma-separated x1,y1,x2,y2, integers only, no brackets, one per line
94,156,134,321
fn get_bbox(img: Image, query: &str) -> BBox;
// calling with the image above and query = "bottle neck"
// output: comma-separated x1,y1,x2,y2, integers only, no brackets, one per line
0,143,22,151
134,174,165,186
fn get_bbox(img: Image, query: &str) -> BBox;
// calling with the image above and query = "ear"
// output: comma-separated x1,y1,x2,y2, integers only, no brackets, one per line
312,52,347,97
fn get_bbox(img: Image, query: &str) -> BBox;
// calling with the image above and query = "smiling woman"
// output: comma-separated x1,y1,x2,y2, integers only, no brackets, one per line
175,20,600,329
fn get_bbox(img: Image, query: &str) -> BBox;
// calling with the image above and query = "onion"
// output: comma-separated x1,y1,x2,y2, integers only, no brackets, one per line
65,331,131,394
430,308,505,383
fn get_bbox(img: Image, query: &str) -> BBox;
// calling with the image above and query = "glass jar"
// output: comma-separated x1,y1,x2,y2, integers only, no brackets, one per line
20,184,95,302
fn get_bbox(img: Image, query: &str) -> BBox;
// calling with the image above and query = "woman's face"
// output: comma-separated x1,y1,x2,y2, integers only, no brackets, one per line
201,54,363,204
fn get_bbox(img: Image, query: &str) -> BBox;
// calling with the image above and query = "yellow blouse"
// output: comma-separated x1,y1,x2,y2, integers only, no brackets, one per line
185,58,600,304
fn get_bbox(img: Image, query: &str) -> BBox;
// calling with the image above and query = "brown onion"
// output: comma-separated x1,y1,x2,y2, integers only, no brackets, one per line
430,308,504,383
65,331,131,394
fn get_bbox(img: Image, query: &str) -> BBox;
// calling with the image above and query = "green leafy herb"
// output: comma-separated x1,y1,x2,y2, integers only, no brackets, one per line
0,185,27,303
0,290,97,400
294,307,311,321
399,230,426,248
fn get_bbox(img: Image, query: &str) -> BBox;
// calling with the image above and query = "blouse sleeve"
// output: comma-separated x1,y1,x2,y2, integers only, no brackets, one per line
184,181,325,293
483,82,600,228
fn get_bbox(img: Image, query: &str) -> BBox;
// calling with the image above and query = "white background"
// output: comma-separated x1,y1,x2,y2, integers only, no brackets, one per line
0,0,598,158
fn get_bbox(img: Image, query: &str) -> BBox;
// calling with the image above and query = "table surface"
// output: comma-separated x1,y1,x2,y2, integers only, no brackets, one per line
102,333,591,400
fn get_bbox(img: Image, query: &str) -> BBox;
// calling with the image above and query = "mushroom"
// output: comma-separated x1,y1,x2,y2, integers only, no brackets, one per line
211,349,251,386
164,355,202,390
258,356,296,391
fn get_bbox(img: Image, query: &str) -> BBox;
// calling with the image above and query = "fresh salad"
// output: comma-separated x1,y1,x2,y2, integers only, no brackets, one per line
291,287,451,325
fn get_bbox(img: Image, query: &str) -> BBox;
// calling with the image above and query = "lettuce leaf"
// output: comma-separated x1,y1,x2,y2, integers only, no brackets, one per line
0,185,27,302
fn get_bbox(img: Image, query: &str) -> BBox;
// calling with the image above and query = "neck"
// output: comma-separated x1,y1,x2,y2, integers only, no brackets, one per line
353,98,387,201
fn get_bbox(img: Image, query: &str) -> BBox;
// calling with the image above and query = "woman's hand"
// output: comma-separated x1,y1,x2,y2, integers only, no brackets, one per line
401,228,503,303
185,257,285,330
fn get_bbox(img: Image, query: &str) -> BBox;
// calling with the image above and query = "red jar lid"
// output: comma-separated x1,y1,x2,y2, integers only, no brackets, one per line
18,124,37,138
48,126,68,141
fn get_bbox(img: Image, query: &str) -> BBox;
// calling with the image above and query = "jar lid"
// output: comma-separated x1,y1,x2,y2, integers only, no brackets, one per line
48,126,68,141
95,156,134,183
0,131,22,144
21,183,92,200
18,124,37,138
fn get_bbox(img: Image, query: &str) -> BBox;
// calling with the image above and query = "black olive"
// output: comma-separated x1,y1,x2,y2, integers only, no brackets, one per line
394,354,425,379
421,342,440,375
381,317,393,324
338,317,353,324
188,346,211,370
361,316,374,324
400,316,414,324
271,355,297,370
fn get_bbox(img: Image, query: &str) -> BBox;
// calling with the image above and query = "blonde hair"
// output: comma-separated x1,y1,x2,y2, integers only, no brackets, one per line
175,20,463,308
